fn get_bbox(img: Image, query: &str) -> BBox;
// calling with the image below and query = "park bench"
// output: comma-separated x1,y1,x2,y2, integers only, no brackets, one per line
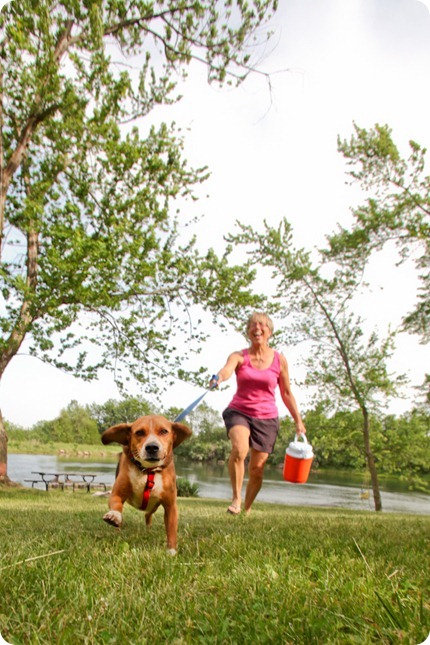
24,475,64,491
24,478,50,491
27,472,107,493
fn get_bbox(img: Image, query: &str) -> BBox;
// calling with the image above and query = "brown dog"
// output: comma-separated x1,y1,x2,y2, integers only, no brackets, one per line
101,415,192,555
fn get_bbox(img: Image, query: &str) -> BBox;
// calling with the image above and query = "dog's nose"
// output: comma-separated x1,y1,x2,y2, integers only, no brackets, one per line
145,443,160,457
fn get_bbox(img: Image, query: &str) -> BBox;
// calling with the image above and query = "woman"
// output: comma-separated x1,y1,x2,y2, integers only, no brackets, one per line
210,312,306,515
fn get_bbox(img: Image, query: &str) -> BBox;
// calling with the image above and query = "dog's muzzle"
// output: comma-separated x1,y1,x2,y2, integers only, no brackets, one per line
144,442,162,461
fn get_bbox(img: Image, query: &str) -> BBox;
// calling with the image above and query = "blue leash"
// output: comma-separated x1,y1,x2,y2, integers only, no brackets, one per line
174,375,219,422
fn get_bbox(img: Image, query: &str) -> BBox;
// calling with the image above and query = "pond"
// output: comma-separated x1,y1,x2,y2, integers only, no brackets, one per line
6,453,430,515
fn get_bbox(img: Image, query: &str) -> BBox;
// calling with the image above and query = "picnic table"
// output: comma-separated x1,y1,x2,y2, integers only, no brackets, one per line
25,472,107,493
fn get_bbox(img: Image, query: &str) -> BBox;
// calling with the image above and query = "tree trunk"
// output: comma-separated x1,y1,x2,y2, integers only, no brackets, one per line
0,200,39,484
0,408,10,484
362,406,382,511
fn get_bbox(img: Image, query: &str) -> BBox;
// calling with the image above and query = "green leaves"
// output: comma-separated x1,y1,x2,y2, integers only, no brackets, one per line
331,123,430,343
0,0,275,392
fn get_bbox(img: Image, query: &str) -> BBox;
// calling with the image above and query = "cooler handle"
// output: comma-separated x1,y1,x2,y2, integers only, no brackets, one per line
293,433,308,445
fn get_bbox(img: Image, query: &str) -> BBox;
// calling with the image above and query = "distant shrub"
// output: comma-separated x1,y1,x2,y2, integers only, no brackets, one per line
176,477,199,497
175,425,231,462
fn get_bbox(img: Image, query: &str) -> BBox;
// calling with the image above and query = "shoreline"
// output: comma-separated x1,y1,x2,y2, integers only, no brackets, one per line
7,445,430,496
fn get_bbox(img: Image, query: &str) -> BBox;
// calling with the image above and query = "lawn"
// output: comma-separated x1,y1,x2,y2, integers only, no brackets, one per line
0,486,429,644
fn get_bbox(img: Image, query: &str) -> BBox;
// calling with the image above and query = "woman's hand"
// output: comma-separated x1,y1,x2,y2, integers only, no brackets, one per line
295,419,307,436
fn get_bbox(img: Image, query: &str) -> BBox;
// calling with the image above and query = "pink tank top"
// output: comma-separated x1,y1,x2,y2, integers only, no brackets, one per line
228,349,281,419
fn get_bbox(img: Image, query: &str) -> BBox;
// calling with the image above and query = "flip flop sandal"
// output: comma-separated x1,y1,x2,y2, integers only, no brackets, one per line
227,504,241,515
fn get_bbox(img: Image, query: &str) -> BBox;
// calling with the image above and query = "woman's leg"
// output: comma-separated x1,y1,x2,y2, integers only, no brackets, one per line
244,448,269,513
227,425,250,511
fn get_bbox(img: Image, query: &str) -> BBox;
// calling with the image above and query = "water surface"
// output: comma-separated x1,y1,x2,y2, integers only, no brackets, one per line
7,453,430,515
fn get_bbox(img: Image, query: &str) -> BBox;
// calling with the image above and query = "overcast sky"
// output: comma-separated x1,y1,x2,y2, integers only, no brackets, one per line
1,0,430,426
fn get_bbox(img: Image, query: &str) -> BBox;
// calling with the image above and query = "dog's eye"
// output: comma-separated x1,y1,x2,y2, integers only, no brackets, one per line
135,430,146,437
159,428,169,435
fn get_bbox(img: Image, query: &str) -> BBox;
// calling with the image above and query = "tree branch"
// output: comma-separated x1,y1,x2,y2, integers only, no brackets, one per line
103,5,198,37
0,182,39,376
302,274,366,411
2,20,76,196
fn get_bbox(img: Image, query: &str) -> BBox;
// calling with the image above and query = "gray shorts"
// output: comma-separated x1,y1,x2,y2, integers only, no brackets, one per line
222,407,280,454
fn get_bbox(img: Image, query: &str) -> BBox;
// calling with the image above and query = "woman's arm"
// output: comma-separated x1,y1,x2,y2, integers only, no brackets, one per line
210,351,243,387
279,354,306,435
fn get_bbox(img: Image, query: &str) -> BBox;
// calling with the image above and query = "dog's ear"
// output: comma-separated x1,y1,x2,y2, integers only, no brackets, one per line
101,423,132,446
172,422,192,449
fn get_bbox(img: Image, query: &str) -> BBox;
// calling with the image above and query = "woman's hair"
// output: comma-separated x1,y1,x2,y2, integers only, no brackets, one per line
246,312,274,335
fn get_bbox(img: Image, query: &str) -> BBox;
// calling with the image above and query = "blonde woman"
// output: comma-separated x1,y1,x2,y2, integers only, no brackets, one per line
210,312,306,515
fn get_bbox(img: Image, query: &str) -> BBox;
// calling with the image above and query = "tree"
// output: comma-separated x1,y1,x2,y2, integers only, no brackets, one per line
303,407,365,471
376,410,430,491
229,218,407,510
88,395,154,434
33,400,99,444
328,123,430,344
181,400,221,434
0,0,274,481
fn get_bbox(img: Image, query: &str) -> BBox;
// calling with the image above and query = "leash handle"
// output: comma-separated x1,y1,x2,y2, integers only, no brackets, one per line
209,374,219,389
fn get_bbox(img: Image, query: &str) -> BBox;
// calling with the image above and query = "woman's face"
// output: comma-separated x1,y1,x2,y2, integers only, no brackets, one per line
247,316,272,344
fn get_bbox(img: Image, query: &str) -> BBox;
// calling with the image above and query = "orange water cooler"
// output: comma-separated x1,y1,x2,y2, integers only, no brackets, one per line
283,434,314,484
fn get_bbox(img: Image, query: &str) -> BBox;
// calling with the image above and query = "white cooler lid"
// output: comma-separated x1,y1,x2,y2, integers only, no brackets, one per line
286,434,313,459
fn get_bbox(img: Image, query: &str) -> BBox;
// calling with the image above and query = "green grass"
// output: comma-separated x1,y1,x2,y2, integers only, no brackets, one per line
0,487,429,645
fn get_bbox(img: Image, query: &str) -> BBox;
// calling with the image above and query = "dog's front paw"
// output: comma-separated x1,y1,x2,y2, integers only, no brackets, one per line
167,548,177,556
103,510,123,527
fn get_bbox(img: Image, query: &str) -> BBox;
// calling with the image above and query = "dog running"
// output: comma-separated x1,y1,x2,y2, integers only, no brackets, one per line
101,415,192,555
